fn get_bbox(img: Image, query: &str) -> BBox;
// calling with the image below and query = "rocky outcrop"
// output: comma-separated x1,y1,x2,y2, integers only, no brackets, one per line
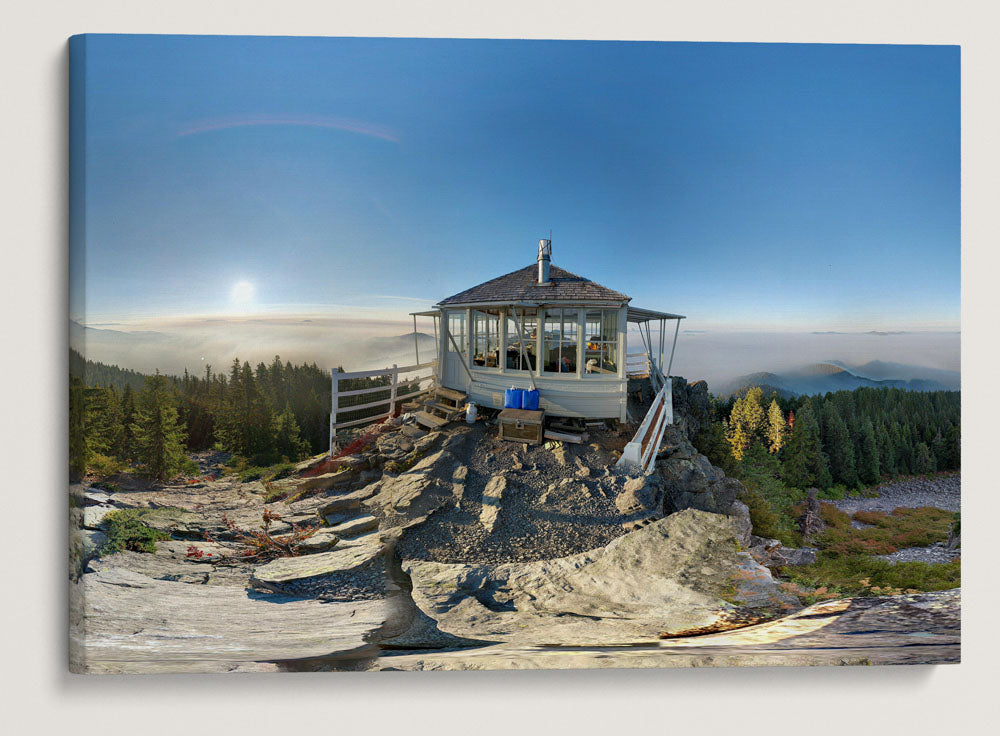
398,510,797,648
479,476,509,532
71,567,386,674
671,376,712,442
363,447,466,531
378,589,960,670
748,535,818,568
251,536,384,590
798,488,826,541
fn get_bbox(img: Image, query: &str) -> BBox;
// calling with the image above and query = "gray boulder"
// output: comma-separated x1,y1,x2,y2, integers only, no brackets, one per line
401,509,799,648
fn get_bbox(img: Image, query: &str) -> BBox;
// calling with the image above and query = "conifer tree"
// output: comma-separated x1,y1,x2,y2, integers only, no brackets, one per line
823,402,858,487
69,377,88,481
766,399,786,454
782,401,832,489
858,418,880,485
118,383,136,460
726,386,766,461
273,404,309,462
913,441,936,475
131,373,188,480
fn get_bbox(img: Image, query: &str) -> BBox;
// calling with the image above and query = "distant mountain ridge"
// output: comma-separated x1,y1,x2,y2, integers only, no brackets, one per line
716,360,959,399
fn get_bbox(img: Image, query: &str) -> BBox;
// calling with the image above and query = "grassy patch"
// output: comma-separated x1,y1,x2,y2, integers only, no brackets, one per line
805,503,954,556
229,460,297,484
100,508,173,555
783,553,960,600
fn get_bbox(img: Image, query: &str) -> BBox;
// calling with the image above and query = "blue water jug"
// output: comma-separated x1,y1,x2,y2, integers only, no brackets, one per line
521,389,540,411
504,387,524,409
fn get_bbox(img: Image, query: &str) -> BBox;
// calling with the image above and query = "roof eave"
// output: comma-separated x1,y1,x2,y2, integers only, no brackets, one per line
436,298,630,309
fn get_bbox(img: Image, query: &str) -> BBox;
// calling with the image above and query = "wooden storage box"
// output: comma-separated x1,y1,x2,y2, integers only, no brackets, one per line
498,408,545,445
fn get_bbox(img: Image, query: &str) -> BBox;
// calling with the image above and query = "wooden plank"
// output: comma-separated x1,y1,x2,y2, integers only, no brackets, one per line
333,412,390,430
543,429,587,444
498,408,544,421
338,396,392,413
415,411,449,429
435,386,468,403
396,361,437,373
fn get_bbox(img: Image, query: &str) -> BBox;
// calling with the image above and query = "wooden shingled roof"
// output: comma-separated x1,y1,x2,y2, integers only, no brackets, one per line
437,264,630,307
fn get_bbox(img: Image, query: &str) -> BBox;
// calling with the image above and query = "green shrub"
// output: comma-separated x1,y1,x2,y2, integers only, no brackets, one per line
87,454,124,478
809,504,953,557
784,553,960,597
100,508,172,555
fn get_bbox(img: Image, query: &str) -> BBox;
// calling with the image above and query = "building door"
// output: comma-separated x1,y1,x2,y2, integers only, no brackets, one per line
443,310,469,390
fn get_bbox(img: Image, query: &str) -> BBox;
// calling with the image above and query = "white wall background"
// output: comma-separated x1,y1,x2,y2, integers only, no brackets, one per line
1,2,996,734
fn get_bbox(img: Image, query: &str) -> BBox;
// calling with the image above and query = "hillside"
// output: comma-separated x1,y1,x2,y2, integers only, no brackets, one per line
69,348,150,391
716,361,955,399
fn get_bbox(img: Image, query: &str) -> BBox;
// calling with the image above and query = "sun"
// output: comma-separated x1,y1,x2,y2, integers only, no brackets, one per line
231,280,255,305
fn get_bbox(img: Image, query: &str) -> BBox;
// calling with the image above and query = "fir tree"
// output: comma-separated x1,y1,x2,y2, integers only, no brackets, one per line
69,377,88,481
726,386,766,461
273,404,309,462
858,418,880,485
131,373,188,480
766,399,786,454
823,402,858,487
914,441,936,474
782,401,832,489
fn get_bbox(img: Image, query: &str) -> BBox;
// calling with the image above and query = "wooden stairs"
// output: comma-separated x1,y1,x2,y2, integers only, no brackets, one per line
415,386,467,430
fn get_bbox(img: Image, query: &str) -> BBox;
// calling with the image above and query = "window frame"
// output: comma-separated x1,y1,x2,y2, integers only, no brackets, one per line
583,308,621,378
540,307,581,377
470,308,502,372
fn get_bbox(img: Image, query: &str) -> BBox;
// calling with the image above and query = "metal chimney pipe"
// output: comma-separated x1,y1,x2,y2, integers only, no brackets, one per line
537,238,552,284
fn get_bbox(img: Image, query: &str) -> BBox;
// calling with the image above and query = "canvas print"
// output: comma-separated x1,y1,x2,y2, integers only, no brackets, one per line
68,35,960,673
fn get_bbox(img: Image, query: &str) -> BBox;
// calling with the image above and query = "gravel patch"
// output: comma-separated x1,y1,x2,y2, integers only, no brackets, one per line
832,475,961,514
395,420,633,564
270,558,387,602
877,544,960,565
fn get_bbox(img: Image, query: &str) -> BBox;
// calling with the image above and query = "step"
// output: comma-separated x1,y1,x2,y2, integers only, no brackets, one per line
415,410,450,430
426,402,465,418
435,387,467,403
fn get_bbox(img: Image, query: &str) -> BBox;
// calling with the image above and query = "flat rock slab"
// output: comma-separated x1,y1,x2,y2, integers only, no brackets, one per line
318,484,381,516
70,568,386,674
401,509,797,648
251,539,384,588
296,529,341,552
298,469,356,493
329,514,379,538
479,476,508,532
379,589,960,670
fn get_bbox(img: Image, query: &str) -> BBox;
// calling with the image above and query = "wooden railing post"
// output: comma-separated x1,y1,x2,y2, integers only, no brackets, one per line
330,367,339,456
389,364,398,418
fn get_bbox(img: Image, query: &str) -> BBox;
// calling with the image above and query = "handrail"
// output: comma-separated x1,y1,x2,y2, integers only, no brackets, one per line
329,361,437,454
615,376,674,474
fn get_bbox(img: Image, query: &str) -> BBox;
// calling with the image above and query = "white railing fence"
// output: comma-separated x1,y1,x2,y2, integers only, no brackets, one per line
616,375,674,474
329,360,437,454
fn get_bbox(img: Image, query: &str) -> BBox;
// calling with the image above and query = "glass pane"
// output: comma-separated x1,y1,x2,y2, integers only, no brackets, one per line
505,311,537,372
583,309,618,375
602,310,618,342
447,312,466,355
472,310,500,368
544,308,578,374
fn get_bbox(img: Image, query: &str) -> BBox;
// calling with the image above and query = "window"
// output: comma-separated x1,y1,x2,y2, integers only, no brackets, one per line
542,308,579,374
505,309,537,372
471,309,500,369
447,311,466,356
584,309,619,376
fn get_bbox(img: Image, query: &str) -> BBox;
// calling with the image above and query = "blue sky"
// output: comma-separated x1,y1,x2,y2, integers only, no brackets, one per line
71,36,959,331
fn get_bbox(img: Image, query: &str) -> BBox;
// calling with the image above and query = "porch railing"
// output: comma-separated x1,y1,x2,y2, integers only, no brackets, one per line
329,360,437,454
616,375,674,474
